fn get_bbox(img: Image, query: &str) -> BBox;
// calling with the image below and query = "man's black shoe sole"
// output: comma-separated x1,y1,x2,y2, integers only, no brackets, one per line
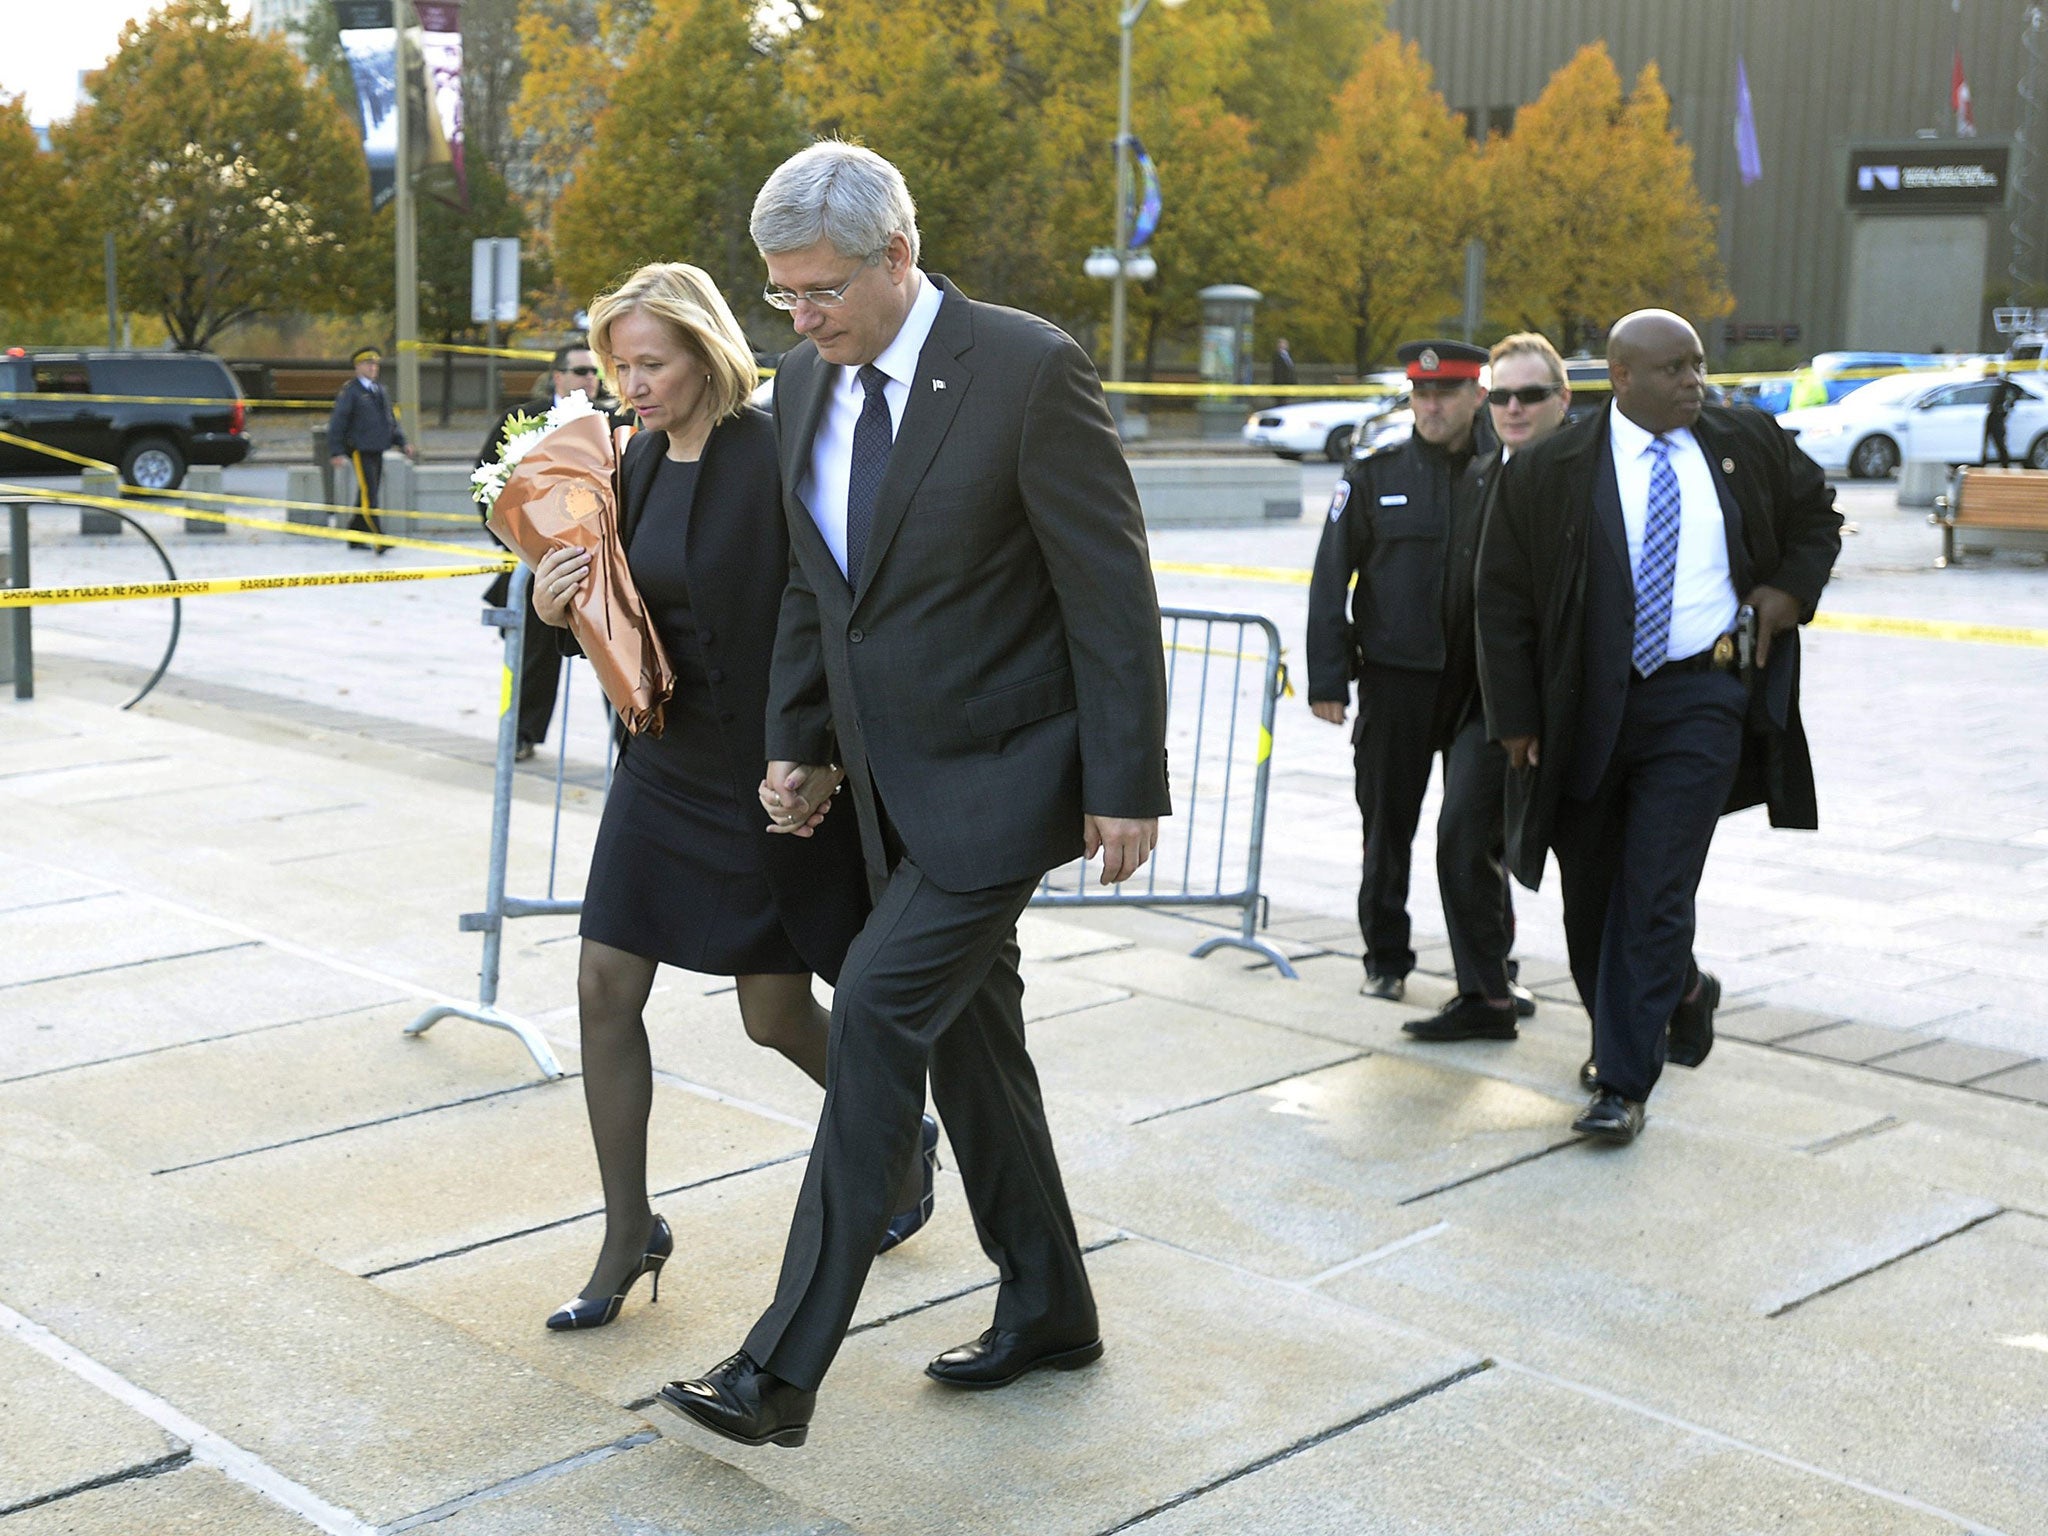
924,1338,1104,1391
656,1386,809,1448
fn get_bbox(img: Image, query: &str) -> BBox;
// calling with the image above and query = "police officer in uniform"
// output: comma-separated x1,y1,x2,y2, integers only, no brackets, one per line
1308,339,1533,1033
327,346,413,554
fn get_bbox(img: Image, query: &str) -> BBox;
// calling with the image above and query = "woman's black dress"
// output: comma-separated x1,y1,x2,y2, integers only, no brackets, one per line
580,454,806,974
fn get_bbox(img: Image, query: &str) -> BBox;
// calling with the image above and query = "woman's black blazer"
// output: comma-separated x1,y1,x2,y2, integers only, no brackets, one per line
576,407,868,981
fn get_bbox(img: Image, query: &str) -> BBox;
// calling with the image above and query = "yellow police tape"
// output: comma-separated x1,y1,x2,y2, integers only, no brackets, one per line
0,391,328,410
0,480,511,561
1150,561,2048,649
400,339,558,362
0,428,483,526
0,564,513,609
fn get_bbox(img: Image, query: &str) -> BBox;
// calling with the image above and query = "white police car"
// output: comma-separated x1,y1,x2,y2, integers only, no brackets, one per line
1242,372,1407,461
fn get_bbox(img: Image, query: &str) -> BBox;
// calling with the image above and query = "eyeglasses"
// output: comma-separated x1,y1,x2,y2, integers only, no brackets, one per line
1492,384,1562,407
763,255,879,311
560,365,601,377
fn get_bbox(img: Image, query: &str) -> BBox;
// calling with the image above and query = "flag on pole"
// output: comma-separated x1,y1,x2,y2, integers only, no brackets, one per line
1953,50,1977,136
1733,58,1763,185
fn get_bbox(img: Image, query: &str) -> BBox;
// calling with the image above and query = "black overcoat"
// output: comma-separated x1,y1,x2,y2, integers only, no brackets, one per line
565,410,868,980
1475,403,1843,890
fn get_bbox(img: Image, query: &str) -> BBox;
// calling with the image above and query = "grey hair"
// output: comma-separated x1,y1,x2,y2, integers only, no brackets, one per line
750,140,921,267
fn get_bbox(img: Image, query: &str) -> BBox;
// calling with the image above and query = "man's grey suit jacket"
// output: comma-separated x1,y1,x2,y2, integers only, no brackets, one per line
766,276,1171,895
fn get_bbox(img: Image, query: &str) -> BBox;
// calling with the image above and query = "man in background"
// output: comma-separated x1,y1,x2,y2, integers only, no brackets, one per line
327,346,413,555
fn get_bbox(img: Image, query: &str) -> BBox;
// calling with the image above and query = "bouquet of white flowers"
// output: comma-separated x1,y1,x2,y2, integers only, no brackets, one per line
475,393,673,736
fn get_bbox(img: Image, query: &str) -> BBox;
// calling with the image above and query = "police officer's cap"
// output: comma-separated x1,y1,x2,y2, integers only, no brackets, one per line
1397,339,1486,383
350,346,383,364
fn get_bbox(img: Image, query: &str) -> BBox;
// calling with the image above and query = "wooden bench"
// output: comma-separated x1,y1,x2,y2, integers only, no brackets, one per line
1931,468,2048,565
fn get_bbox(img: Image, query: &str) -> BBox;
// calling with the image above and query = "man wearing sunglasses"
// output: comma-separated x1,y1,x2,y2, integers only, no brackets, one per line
477,341,620,760
1308,338,1535,1035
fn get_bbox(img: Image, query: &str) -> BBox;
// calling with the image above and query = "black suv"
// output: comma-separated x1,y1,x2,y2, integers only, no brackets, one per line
0,349,250,489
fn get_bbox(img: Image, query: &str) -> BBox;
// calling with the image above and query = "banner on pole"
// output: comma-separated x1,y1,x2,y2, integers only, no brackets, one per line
334,0,397,208
1128,135,1162,250
414,1,466,204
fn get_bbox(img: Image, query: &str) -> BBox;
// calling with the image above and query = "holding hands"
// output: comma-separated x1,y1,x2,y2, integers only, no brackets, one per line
762,761,845,836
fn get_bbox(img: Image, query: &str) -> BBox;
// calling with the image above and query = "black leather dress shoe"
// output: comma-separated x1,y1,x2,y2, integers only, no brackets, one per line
1509,981,1538,1018
1360,972,1406,1002
924,1327,1103,1390
1579,1056,1598,1093
1571,1091,1645,1144
1402,994,1518,1041
1667,971,1720,1068
658,1350,815,1448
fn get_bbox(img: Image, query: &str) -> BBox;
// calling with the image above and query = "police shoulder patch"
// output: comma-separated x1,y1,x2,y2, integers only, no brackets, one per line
1327,480,1351,521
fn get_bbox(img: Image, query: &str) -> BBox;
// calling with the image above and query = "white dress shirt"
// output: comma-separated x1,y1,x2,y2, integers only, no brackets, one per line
799,272,945,579
1607,405,1738,662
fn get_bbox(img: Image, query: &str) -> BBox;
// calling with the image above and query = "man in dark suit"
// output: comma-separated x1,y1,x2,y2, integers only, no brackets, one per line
476,341,616,759
1477,310,1841,1144
658,141,1170,1449
327,346,413,555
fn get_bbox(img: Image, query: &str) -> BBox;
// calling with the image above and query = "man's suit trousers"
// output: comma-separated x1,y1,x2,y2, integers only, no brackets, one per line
1551,666,1747,1103
745,859,1095,1392
1351,664,1513,996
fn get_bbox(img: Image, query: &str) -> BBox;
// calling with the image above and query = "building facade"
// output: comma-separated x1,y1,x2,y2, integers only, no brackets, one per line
1387,0,2046,355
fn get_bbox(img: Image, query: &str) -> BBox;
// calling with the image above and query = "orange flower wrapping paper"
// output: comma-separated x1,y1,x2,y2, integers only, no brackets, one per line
486,416,673,735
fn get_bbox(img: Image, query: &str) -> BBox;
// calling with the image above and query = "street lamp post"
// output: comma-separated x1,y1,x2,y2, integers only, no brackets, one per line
1103,0,1184,431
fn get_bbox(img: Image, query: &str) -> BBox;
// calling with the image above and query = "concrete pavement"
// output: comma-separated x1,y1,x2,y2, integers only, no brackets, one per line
2,466,2045,1531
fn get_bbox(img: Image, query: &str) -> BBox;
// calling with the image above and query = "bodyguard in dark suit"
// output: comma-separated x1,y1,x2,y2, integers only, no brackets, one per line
1307,339,1530,1034
326,346,412,553
1477,310,1841,1143
660,141,1170,1449
476,341,618,758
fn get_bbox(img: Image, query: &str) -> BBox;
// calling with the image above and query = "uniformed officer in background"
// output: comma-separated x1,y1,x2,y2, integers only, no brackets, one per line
327,346,413,555
1307,338,1534,1032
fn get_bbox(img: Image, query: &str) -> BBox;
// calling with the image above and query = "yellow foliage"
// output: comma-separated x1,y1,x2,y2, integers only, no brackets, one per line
1480,45,1732,351
1266,34,1474,372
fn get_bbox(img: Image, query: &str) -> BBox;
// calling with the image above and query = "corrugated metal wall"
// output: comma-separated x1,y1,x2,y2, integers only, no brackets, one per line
1385,0,2041,352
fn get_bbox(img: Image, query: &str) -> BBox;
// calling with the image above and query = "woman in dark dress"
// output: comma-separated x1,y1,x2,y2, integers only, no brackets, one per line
529,263,934,1331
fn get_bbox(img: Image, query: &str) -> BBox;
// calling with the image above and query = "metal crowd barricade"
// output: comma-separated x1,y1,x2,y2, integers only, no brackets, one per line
406,563,610,1079
1031,606,1297,977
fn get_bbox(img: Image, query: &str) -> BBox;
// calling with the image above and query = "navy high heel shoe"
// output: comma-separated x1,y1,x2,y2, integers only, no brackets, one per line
546,1214,673,1330
878,1115,940,1255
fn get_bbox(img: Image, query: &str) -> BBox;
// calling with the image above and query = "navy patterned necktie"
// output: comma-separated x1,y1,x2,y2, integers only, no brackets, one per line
844,364,893,584
1632,435,1682,677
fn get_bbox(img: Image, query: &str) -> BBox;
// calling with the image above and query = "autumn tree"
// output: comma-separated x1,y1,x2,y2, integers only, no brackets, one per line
1227,0,1385,187
55,0,369,351
508,0,652,235
1267,34,1474,372
549,0,804,324
1481,45,1731,351
0,94,86,321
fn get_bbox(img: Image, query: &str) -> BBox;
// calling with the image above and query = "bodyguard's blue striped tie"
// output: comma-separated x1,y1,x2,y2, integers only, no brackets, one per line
1632,435,1681,677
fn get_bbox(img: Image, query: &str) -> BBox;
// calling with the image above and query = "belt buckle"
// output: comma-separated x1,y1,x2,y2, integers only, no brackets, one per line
1711,633,1735,668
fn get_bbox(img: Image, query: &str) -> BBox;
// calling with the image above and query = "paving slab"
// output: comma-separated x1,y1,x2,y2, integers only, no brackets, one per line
0,857,112,917
1323,1117,1997,1321
670,1239,1480,1536
1776,1020,1932,1064
1714,1004,1845,1044
0,945,402,1084
0,1463,316,1535
0,1149,648,1530
0,1004,548,1176
0,1330,184,1517
1064,1054,1568,1280
1973,1059,2048,1104
1873,1038,2036,1086
1819,1119,2048,1216
426,1435,856,1535
1026,993,1361,1126
160,1078,812,1277
1129,1366,1965,1536
1015,912,1134,962
1742,976,1974,1031
377,1157,1120,1412
0,893,246,991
